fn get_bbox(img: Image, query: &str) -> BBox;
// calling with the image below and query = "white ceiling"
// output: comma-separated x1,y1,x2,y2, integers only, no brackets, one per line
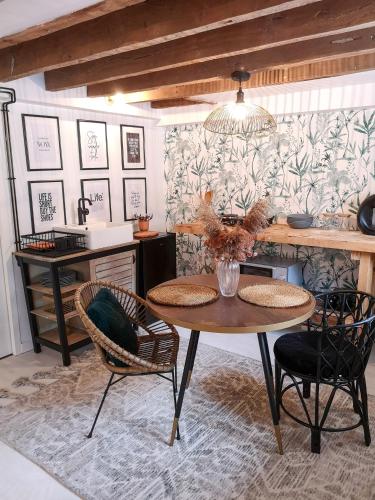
0,0,100,38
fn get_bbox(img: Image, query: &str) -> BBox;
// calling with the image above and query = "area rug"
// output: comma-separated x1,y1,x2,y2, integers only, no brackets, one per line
0,341,375,500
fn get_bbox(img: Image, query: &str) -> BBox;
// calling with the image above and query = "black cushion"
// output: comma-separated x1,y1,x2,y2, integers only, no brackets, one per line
274,331,359,379
87,288,138,367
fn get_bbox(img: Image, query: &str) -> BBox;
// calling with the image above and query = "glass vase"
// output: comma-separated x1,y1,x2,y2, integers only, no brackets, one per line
216,258,240,297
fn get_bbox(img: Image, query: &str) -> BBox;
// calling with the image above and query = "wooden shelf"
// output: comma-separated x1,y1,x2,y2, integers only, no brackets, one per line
27,281,83,296
39,326,89,346
31,296,78,321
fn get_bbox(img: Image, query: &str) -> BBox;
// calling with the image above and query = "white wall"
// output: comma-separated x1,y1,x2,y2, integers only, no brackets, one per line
0,76,166,354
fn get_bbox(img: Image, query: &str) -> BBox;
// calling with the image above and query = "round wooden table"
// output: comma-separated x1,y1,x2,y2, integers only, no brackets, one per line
146,274,315,454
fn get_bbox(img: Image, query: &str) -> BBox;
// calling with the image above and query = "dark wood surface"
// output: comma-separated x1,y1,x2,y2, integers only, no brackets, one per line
146,274,315,334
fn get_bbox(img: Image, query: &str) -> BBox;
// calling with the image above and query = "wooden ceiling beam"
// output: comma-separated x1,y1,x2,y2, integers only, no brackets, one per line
0,0,316,82
46,0,375,91
87,27,375,96
0,1,144,50
109,53,375,104
150,98,215,108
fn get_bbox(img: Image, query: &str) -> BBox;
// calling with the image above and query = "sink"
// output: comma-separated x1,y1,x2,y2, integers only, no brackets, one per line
54,222,134,250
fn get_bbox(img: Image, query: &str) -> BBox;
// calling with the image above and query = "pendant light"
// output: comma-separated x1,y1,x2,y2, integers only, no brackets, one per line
203,70,276,136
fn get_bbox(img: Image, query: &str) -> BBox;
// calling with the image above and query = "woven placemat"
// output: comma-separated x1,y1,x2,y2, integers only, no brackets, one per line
147,284,219,307
238,282,311,308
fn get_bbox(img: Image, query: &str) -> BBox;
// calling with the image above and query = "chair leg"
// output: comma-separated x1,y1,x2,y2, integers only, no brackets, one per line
171,368,180,440
352,380,360,414
311,382,321,453
303,381,311,399
311,427,321,454
359,376,371,446
275,361,282,420
87,373,114,438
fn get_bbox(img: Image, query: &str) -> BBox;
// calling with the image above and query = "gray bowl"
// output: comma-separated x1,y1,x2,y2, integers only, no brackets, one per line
287,218,313,229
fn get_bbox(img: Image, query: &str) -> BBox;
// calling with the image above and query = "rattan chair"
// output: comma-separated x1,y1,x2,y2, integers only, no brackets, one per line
75,280,180,439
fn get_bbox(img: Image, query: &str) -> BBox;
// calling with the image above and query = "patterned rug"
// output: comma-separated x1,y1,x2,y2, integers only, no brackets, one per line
0,340,375,500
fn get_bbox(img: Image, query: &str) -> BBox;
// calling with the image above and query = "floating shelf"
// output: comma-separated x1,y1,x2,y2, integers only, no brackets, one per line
39,326,89,346
31,296,79,321
27,281,83,296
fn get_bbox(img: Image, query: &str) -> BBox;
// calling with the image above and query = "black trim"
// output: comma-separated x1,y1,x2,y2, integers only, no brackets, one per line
120,124,146,171
123,177,147,221
80,177,112,222
77,119,109,170
27,180,67,234
22,113,63,171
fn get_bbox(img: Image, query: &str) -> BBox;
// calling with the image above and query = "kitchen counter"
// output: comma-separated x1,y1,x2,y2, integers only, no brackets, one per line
174,223,375,294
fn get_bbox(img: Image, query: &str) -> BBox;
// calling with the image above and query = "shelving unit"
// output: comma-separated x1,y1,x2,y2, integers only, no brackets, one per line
15,241,139,366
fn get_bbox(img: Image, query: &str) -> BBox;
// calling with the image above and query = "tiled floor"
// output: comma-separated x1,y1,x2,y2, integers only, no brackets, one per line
1,330,375,499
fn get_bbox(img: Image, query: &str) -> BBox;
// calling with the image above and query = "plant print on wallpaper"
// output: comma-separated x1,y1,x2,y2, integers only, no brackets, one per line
164,109,375,291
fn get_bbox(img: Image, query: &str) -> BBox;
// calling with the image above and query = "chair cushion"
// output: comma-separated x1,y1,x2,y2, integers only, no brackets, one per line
87,288,138,367
274,331,359,379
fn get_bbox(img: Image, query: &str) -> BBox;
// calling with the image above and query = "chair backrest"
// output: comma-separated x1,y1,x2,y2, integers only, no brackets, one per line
308,290,375,380
76,280,149,329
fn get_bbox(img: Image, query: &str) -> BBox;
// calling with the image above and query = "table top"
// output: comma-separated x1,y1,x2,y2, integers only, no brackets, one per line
174,223,375,253
146,274,315,334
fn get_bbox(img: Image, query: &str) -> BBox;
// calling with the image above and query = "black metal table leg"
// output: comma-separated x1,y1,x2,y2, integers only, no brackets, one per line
17,259,41,353
169,329,200,446
257,332,284,455
50,264,70,366
186,330,200,389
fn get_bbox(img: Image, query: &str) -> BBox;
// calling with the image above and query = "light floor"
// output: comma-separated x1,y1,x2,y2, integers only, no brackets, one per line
1,329,375,500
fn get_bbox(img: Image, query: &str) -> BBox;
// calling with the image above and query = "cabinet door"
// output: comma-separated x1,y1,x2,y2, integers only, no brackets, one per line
89,250,136,292
141,236,176,296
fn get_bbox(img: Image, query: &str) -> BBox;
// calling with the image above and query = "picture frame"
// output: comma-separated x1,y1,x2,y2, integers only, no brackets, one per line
121,124,145,170
123,177,147,221
28,180,66,233
81,178,112,223
22,114,63,171
77,119,109,170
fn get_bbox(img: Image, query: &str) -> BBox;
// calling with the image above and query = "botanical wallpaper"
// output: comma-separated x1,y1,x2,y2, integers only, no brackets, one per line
164,109,375,291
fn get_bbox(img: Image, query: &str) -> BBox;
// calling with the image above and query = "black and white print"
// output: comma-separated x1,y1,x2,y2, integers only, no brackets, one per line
22,114,63,171
77,120,109,170
121,125,145,170
28,180,66,233
123,177,147,220
81,178,112,222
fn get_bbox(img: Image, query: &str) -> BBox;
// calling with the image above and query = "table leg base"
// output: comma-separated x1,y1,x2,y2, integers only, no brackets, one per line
169,417,179,446
274,424,283,455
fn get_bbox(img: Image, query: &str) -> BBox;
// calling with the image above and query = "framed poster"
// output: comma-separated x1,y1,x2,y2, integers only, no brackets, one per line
28,180,66,233
77,120,109,170
121,125,145,170
22,114,63,171
81,178,112,222
123,177,147,221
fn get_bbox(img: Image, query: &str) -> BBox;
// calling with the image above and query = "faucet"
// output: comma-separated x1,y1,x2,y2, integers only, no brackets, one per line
77,197,93,225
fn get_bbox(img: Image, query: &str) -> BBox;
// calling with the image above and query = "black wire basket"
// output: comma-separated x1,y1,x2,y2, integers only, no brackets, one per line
20,230,86,257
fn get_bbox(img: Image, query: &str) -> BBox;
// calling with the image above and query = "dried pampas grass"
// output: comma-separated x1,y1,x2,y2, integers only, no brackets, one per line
196,195,269,262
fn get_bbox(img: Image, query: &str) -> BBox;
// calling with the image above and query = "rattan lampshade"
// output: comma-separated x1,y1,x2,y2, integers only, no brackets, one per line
203,70,277,137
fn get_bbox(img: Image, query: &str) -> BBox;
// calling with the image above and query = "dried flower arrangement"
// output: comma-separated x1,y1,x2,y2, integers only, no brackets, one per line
196,197,269,262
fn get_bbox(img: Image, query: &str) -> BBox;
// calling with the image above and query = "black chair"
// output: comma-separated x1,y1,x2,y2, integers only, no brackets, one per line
274,290,375,453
